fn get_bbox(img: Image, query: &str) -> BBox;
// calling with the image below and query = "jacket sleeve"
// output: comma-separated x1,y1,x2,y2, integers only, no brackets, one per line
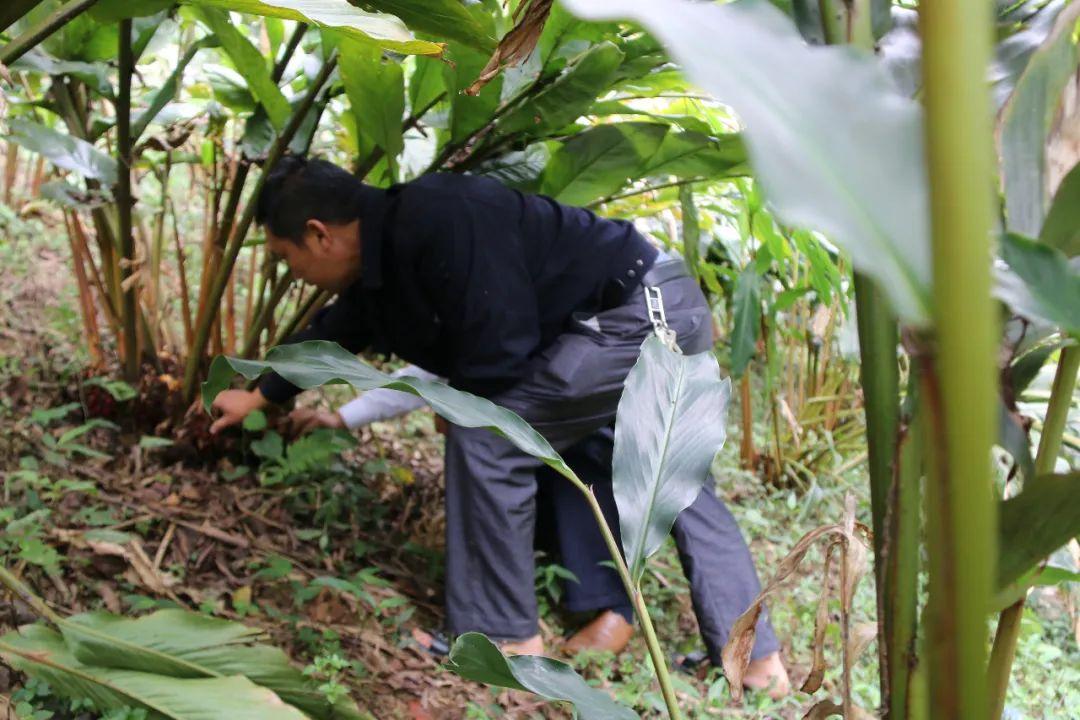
409,191,541,398
257,293,371,404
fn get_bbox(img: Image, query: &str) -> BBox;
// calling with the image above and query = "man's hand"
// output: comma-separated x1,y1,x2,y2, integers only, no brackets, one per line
210,388,268,434
286,407,345,436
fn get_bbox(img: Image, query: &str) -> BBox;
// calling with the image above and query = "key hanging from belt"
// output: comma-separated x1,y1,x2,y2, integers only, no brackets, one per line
645,286,681,353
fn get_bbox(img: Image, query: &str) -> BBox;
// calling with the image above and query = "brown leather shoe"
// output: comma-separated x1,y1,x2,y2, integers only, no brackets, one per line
563,610,634,655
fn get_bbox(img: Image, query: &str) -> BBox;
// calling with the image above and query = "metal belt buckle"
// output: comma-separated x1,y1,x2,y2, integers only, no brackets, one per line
645,286,680,353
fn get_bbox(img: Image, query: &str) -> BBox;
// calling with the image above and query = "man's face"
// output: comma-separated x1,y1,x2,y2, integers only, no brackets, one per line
266,219,360,293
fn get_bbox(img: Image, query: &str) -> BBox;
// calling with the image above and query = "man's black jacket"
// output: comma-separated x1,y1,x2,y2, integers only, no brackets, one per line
259,173,658,402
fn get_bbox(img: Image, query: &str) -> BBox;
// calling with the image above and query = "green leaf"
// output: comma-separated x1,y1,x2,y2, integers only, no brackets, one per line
499,42,625,137
10,50,113,98
90,0,174,22
59,610,363,720
1039,161,1080,257
365,0,495,52
564,0,933,325
202,341,575,480
0,625,309,720
614,336,731,582
729,266,761,379
446,633,638,720
442,11,503,144
242,409,268,432
998,232,1080,336
338,37,405,174
997,472,1080,589
184,0,443,56
193,7,291,130
540,122,667,205
132,37,220,142
250,431,284,461
6,117,117,184
998,3,1080,236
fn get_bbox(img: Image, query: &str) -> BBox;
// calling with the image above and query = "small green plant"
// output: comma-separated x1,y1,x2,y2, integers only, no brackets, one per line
302,652,353,707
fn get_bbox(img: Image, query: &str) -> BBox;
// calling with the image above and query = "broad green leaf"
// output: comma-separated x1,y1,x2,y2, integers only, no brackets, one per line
499,42,625,136
643,128,748,179
132,37,220,142
338,37,405,174
998,3,1080,236
6,117,117,184
447,633,638,720
443,10,503,144
59,609,362,720
407,54,446,115
193,7,291,130
10,50,113,97
90,0,174,22
540,122,668,205
202,340,575,480
997,472,1080,589
0,625,307,720
1039,161,1080,257
730,266,761,379
473,143,550,192
997,232,1080,336
365,0,495,52
184,0,443,56
614,336,732,582
564,0,932,325
990,0,1069,108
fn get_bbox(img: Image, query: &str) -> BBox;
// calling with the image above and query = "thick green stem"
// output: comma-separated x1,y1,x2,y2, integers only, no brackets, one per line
0,0,99,66
888,375,923,720
920,0,997,714
182,54,338,401
986,345,1079,719
241,270,294,358
853,274,900,710
117,18,138,381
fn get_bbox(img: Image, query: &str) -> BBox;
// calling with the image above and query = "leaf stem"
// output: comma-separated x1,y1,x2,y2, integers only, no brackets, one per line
0,0,100,66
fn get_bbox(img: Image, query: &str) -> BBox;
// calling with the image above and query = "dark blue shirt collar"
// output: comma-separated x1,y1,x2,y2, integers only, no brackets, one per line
357,184,390,289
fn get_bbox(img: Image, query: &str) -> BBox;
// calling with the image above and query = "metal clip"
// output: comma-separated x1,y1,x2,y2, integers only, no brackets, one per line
644,286,680,353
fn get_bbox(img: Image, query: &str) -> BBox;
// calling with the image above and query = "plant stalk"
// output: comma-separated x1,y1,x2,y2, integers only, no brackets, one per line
986,345,1079,719
182,53,338,401
572,478,683,719
919,0,998,714
117,18,139,380
0,0,99,66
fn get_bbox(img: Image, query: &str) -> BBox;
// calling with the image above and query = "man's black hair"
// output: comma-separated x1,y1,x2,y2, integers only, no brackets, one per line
255,156,364,242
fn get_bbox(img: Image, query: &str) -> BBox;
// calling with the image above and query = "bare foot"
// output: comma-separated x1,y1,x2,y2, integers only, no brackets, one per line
500,634,544,656
742,652,791,699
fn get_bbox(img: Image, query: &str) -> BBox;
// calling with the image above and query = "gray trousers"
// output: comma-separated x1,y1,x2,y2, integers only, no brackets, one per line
443,263,779,662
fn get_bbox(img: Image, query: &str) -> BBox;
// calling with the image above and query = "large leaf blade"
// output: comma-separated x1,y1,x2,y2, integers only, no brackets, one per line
184,0,443,56
1039,161,1080,256
0,625,307,720
997,232,1080,336
338,36,405,175
614,336,731,582
193,7,291,130
998,3,1080,236
202,340,575,480
539,122,668,205
998,472,1080,589
61,609,362,720
6,117,117,184
446,633,638,720
564,0,933,325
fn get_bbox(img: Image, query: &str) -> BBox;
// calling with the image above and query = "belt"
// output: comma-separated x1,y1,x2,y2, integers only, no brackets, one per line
642,257,690,287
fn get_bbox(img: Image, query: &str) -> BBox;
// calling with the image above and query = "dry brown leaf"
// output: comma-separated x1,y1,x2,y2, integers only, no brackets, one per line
723,522,842,701
848,622,878,665
801,540,840,694
802,700,843,719
465,0,553,96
